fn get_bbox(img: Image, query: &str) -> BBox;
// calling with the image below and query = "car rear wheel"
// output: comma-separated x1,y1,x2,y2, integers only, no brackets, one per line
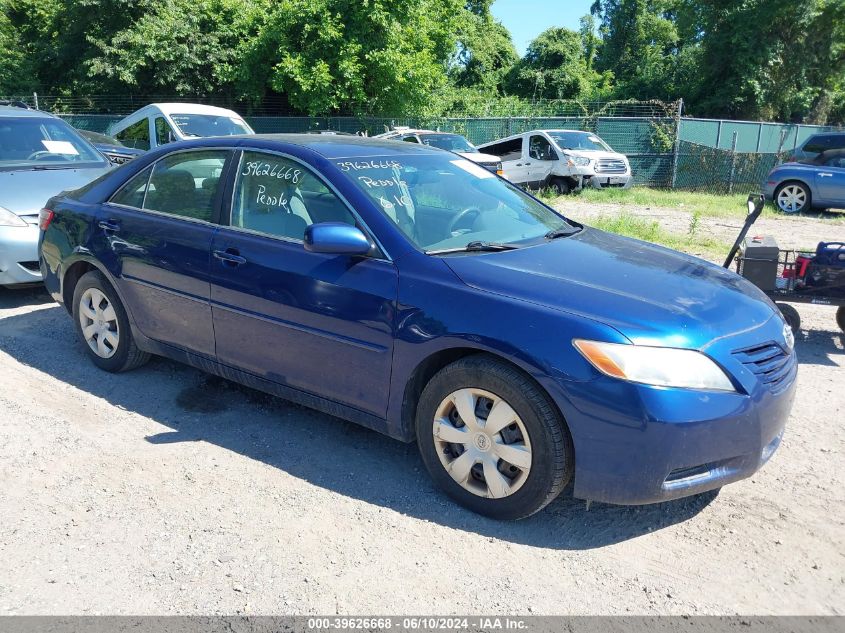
415,355,572,520
73,270,149,372
775,182,811,214
836,306,845,333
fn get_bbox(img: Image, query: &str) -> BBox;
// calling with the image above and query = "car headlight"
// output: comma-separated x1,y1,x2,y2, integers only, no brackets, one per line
573,339,735,391
0,206,27,227
568,156,591,167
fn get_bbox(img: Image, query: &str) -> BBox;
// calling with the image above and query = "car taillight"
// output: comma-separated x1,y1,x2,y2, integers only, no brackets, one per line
38,208,55,231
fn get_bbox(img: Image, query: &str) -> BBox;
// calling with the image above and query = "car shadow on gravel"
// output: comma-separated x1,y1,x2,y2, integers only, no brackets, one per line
0,285,54,310
1,303,727,549
795,327,845,367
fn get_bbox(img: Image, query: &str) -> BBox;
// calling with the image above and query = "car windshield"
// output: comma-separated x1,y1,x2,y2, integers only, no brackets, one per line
419,134,477,153
170,114,253,138
79,129,126,147
336,154,576,253
0,117,107,170
548,131,612,152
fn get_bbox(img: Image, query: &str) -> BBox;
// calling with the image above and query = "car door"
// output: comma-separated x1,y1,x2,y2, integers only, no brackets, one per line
97,149,232,357
208,149,398,417
489,137,529,184
527,134,558,187
815,154,845,205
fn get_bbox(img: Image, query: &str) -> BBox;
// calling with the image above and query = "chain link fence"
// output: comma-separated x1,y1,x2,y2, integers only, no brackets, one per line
3,94,841,194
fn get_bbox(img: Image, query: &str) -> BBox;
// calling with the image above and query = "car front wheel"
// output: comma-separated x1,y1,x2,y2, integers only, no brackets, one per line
72,270,150,372
775,182,811,214
415,355,573,520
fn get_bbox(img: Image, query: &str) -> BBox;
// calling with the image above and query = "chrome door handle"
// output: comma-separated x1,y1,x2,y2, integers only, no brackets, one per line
213,249,247,266
819,173,833,177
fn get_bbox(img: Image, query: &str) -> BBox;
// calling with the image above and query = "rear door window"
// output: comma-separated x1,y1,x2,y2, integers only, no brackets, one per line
139,150,229,221
110,166,152,208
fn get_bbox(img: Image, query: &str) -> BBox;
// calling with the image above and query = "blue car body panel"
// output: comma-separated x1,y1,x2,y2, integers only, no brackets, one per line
764,161,845,210
40,135,797,505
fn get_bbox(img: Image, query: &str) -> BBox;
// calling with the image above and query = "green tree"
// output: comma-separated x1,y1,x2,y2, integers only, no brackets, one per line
8,0,154,93
239,0,465,115
506,27,606,101
450,0,518,94
86,0,267,96
687,0,845,123
590,0,682,99
0,1,32,93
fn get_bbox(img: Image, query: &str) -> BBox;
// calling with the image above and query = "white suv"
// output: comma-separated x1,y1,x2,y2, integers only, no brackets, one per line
478,129,632,193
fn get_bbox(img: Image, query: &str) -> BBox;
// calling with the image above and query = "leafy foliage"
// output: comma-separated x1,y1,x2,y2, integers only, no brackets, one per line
0,0,842,123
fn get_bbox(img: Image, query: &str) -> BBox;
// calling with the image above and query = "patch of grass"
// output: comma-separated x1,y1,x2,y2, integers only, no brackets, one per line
591,212,731,261
576,187,751,218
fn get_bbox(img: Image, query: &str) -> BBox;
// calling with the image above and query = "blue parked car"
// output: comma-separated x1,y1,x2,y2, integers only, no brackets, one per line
39,135,797,519
764,149,845,214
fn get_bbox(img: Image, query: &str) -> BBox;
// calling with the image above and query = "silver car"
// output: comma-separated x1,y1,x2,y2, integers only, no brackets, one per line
0,106,112,287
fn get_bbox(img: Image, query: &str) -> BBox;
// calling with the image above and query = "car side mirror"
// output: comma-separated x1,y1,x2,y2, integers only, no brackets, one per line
304,222,372,256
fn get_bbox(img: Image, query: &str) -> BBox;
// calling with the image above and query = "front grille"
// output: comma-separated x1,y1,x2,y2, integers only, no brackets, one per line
733,342,795,392
596,158,627,174
105,153,135,165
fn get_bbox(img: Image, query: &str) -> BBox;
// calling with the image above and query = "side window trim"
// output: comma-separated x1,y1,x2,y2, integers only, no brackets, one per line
224,148,391,261
106,148,233,226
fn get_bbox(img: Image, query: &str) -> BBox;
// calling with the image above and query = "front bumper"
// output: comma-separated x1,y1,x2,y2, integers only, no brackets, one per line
585,173,633,189
550,320,797,505
0,224,42,286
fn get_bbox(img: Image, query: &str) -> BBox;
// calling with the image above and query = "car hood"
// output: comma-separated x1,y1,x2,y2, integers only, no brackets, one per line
0,165,112,216
458,152,500,164
443,228,777,348
563,150,627,163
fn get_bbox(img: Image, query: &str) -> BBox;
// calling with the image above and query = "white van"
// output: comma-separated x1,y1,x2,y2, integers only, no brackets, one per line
478,129,632,194
108,103,254,151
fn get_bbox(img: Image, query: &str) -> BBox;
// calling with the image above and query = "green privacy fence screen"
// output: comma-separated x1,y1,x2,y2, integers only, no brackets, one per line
7,94,840,194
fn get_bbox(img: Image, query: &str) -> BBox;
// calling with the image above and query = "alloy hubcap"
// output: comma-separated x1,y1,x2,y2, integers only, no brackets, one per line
777,185,806,213
78,288,120,359
433,388,532,499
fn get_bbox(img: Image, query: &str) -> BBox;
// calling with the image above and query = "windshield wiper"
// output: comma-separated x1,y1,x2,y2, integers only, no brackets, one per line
545,227,581,239
428,241,519,255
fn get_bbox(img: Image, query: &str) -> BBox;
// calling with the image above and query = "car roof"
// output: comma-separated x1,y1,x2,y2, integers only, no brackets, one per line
0,106,58,119
152,103,245,117
169,133,447,160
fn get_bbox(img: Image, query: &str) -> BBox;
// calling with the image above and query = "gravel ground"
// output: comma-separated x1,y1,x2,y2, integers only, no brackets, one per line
555,199,845,252
0,223,843,615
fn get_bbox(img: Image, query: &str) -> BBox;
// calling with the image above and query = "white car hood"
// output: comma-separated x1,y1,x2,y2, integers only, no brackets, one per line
563,150,627,163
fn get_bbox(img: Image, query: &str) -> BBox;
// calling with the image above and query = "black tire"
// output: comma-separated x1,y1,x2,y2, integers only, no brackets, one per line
777,303,801,334
415,354,573,520
836,306,845,333
72,270,150,372
550,178,570,196
774,181,811,214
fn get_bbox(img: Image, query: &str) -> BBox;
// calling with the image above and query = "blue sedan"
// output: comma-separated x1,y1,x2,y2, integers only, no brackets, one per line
764,150,845,213
39,135,797,519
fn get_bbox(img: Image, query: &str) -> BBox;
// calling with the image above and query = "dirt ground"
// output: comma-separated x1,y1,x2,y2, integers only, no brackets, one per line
0,211,843,615
556,199,845,253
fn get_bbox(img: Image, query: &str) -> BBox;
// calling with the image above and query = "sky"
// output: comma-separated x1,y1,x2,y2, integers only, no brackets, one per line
491,0,595,56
